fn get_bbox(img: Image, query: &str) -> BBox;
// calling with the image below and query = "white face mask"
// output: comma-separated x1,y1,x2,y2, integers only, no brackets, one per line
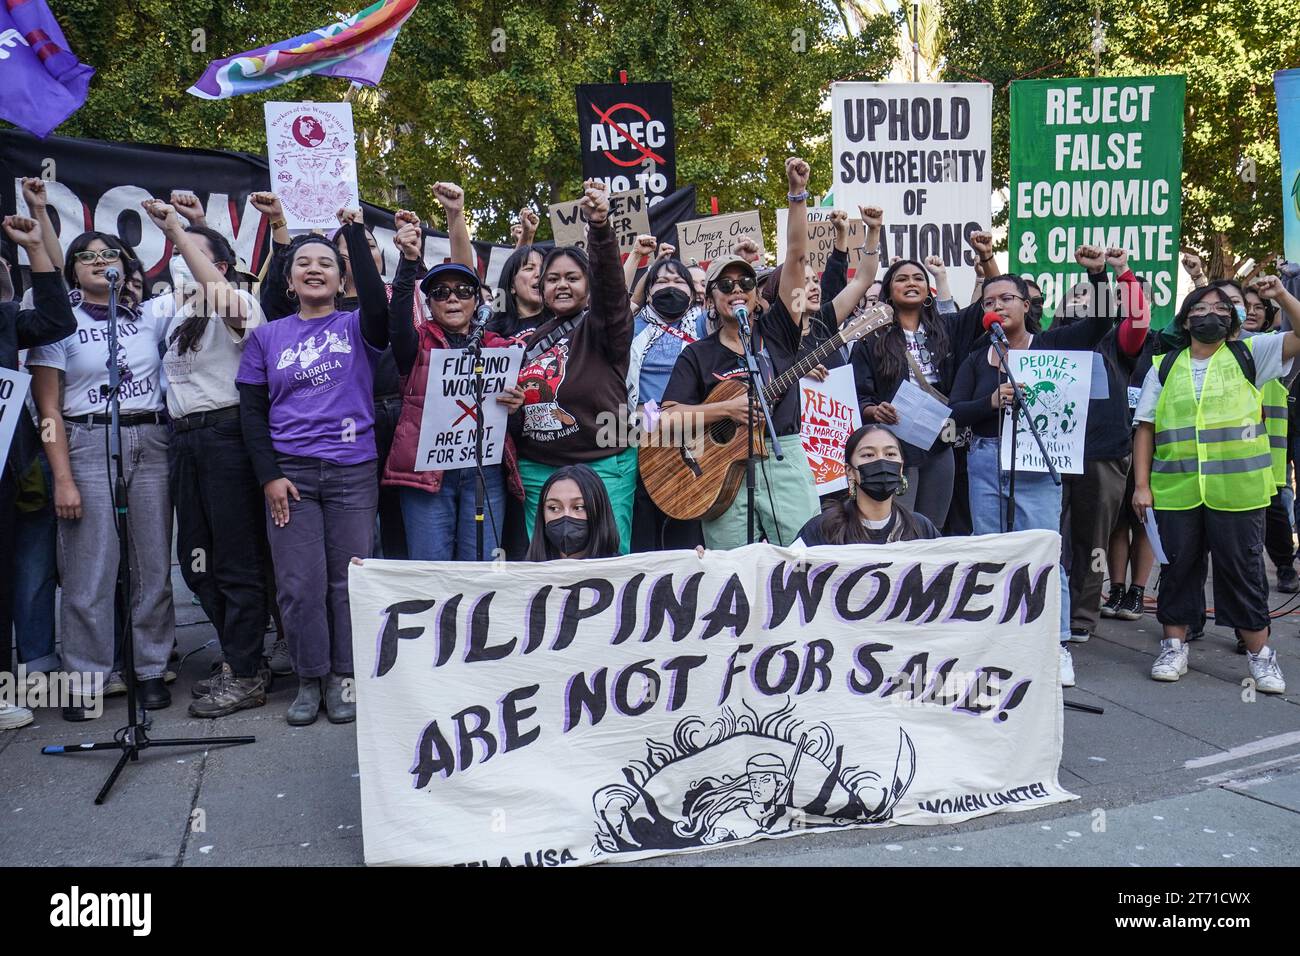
170,254,195,289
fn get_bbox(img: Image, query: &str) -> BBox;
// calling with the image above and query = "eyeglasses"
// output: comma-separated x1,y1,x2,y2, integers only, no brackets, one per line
715,276,756,294
980,293,1025,310
74,249,122,264
429,284,477,301
1188,305,1233,318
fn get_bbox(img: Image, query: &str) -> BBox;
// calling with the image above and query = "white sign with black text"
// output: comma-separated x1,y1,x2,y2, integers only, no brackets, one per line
0,366,32,467
414,347,523,472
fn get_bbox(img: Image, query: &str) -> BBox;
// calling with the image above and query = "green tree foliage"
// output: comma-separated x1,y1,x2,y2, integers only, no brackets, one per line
47,1,896,243
937,0,1300,277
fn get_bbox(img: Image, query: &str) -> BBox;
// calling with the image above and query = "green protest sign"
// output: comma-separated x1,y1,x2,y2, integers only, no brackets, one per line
1010,76,1185,328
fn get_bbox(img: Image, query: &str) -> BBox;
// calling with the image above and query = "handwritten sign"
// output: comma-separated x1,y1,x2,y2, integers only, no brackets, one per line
998,350,1092,475
0,366,32,467
677,211,763,266
414,347,523,471
800,366,862,493
548,188,651,254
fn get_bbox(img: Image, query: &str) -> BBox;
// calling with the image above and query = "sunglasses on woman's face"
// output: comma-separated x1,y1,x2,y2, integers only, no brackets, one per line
715,276,756,294
429,284,477,301
74,249,122,264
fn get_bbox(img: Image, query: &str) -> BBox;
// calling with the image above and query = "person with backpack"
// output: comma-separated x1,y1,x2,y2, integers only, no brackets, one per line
1132,277,1300,693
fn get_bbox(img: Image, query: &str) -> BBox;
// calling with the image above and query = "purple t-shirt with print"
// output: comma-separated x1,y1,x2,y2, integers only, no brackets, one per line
236,309,381,464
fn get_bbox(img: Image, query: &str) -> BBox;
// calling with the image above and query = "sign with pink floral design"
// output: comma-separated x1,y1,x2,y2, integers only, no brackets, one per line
264,101,359,230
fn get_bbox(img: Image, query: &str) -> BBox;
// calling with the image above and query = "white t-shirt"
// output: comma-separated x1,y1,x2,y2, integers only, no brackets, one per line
27,303,169,416
160,288,264,418
1134,333,1293,424
903,327,940,384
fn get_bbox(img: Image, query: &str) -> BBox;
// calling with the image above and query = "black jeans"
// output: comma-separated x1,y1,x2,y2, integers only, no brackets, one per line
169,415,268,677
0,467,15,676
373,397,408,560
631,474,703,553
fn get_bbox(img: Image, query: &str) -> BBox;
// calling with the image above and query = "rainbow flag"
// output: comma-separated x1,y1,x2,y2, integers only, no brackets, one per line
188,0,418,100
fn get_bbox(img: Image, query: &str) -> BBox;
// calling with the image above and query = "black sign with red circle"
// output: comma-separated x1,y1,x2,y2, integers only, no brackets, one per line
575,82,676,206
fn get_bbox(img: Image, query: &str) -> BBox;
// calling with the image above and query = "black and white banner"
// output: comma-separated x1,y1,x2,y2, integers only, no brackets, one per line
349,532,1075,867
575,82,676,206
0,130,698,295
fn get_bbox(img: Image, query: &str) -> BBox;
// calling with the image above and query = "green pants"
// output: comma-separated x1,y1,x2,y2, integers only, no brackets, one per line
518,446,638,555
703,437,820,549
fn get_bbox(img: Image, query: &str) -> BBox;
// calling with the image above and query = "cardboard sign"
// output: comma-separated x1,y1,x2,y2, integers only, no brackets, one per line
1010,76,1185,327
831,82,993,302
414,347,523,471
676,211,764,266
349,534,1074,866
776,208,878,276
548,188,651,254
264,101,359,231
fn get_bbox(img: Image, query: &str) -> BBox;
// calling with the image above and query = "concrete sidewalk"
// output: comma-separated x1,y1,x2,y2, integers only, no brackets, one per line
2,566,1298,866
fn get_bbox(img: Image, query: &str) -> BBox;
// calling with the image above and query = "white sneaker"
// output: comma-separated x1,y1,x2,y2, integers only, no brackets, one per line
1059,644,1076,687
0,704,34,731
1151,638,1188,682
1248,646,1287,694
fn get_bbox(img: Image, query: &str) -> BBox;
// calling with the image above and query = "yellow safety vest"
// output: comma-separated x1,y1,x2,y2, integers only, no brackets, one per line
1262,379,1289,487
1152,339,1274,511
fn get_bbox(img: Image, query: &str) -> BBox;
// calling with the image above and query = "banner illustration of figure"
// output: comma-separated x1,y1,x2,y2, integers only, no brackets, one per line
591,700,917,855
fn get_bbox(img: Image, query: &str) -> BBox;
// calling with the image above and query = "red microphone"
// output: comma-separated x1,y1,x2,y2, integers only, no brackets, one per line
982,311,1007,342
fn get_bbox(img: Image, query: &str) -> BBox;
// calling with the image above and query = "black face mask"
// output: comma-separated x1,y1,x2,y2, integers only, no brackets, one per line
544,516,588,556
1188,312,1231,344
650,286,691,321
856,459,904,501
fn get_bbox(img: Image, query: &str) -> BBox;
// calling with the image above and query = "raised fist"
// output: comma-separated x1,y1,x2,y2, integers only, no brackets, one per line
2,215,43,248
170,190,205,223
1075,244,1105,273
433,182,465,215
250,192,284,219
786,157,811,195
858,205,883,230
580,179,610,226
20,177,47,211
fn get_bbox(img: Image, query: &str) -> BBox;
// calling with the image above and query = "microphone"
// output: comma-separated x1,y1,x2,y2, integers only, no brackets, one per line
105,267,121,287
982,311,1007,343
733,303,750,332
465,301,492,353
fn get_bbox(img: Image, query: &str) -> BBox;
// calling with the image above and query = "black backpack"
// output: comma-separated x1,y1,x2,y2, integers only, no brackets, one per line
1157,339,1256,387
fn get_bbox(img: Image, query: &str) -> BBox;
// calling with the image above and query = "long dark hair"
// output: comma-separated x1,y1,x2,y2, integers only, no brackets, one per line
63,231,137,290
497,243,543,327
526,464,620,560
865,258,952,386
816,425,923,544
168,226,239,356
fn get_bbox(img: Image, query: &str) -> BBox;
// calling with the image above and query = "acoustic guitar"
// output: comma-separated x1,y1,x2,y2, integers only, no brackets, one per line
639,304,894,521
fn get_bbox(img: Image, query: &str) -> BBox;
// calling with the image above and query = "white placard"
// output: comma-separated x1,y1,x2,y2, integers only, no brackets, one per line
830,82,992,303
413,347,523,472
799,365,861,493
0,366,32,466
350,533,1074,867
998,350,1093,475
264,101,360,231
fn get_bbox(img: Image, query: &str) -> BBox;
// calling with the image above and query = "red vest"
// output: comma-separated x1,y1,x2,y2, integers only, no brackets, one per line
382,321,523,500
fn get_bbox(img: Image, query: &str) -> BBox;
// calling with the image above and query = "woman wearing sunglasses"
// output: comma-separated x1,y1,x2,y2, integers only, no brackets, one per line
235,210,390,726
383,215,525,560
28,230,176,720
948,245,1131,688
514,179,638,553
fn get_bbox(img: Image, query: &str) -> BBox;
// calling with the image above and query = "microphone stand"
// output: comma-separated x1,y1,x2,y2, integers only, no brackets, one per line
42,270,253,803
988,325,1060,532
466,311,490,561
734,307,783,545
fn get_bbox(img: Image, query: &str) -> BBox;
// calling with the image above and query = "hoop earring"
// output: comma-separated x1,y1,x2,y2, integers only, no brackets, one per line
923,295,935,308
286,287,298,300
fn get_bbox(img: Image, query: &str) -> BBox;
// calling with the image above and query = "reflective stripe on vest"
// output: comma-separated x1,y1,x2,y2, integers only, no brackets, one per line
1151,339,1275,511
1262,379,1289,486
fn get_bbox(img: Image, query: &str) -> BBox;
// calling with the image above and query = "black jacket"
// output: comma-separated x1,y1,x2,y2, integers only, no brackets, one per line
2,272,77,479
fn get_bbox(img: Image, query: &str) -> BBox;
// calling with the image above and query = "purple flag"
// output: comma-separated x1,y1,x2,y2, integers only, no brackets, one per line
0,0,94,138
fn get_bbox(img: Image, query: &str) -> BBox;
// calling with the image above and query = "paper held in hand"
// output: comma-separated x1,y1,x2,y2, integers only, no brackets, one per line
414,347,523,472
889,377,951,451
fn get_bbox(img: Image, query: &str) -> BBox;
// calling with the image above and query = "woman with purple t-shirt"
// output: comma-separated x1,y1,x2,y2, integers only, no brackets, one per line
236,210,390,727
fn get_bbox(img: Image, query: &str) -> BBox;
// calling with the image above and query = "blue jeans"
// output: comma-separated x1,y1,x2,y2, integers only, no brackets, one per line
967,436,1070,640
400,465,507,561
14,454,58,671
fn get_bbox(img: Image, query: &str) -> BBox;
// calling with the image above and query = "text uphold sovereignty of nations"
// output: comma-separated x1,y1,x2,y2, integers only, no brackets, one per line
368,552,1054,787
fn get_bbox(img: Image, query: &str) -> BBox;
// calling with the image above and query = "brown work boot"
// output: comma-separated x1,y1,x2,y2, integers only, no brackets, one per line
189,671,267,718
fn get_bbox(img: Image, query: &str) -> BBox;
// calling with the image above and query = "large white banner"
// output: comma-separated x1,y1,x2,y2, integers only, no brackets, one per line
998,350,1093,475
350,534,1075,867
413,347,523,472
264,101,360,231
831,83,992,303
